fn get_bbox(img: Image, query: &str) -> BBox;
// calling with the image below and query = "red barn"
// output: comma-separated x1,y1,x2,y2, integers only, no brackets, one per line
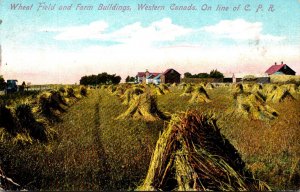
265,62,296,75
160,68,181,84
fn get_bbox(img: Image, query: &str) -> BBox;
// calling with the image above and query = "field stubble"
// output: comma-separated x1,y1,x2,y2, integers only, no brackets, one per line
0,84,299,190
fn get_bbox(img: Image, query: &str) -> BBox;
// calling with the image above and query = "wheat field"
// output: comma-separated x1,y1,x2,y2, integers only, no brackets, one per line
0,83,299,190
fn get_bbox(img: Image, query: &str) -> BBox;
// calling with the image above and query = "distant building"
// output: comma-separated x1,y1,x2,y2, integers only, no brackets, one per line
160,68,181,84
152,74,162,85
147,73,161,84
136,68,181,84
136,70,160,84
136,72,146,84
223,73,270,83
265,62,296,75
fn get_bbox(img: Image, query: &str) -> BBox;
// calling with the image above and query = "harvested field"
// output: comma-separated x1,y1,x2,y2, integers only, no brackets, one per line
0,83,299,190
139,111,270,191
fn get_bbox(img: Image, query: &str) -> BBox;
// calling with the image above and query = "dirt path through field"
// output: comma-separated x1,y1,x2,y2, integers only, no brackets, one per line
50,89,111,190
9,88,163,190
92,96,111,188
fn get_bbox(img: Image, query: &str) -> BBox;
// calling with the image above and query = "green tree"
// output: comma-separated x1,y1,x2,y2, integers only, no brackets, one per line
125,76,130,82
80,73,121,85
196,73,209,78
130,76,136,82
125,76,136,82
111,75,121,84
209,69,224,78
184,72,192,78
0,75,6,90
97,73,109,84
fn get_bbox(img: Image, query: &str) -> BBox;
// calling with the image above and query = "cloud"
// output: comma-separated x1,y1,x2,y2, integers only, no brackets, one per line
109,18,193,45
6,19,295,84
47,18,193,45
3,42,300,84
53,21,108,40
46,18,285,47
202,19,286,41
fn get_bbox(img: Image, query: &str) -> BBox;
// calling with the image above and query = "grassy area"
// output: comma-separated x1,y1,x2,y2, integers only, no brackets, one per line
1,83,299,190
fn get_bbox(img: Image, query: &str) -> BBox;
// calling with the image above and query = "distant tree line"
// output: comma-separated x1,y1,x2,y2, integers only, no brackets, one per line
125,76,136,83
80,73,121,85
184,69,224,78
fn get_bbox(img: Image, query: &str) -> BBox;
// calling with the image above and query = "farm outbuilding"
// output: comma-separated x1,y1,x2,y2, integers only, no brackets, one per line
223,73,270,83
136,68,180,84
265,62,296,75
160,68,181,84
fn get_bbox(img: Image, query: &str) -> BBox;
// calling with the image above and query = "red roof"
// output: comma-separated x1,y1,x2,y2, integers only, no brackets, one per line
137,72,160,77
265,64,285,75
137,69,181,77
137,72,145,77
151,73,160,77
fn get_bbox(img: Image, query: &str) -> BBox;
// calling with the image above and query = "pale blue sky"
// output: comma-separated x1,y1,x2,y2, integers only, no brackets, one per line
0,0,299,83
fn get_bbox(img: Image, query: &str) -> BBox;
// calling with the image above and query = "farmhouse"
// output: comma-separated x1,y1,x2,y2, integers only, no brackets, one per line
265,62,296,75
152,74,162,85
136,68,181,84
145,72,161,84
136,70,160,84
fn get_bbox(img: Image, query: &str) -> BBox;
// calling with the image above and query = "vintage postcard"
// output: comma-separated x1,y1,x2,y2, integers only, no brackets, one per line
0,0,299,191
